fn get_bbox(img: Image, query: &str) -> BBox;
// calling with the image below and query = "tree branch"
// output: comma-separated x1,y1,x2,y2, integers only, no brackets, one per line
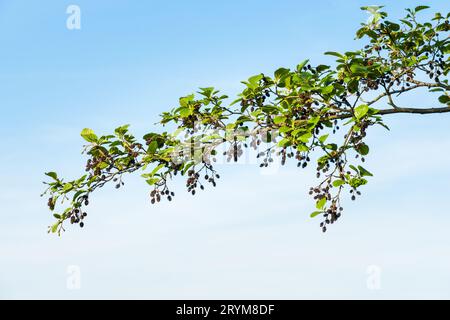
377,106,450,115
328,106,450,121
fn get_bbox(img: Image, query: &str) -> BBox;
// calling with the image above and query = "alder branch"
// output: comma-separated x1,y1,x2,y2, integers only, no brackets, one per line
42,5,450,235
378,106,450,115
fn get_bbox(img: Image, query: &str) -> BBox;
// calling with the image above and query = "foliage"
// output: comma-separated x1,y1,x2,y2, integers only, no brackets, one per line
42,6,449,235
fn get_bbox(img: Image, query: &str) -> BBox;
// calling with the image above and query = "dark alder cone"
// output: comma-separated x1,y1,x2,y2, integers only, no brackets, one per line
47,197,55,211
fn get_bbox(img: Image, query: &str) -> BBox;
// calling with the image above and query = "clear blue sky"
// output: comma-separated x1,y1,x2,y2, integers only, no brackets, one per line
1,0,450,299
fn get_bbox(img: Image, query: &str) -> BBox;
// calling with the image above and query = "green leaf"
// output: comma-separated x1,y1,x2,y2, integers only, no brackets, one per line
385,22,400,31
179,107,192,118
438,95,450,104
332,179,345,187
296,59,309,71
347,79,359,93
297,144,309,152
350,64,368,74
45,172,58,180
308,115,320,126
198,87,215,98
361,5,384,14
146,178,160,186
53,214,61,219
80,128,98,143
63,183,73,192
226,123,236,130
278,138,291,147
179,94,194,107
274,67,290,81
316,197,327,210
245,74,263,89
51,222,60,233
182,162,194,175
298,132,312,143
248,74,263,84
415,5,430,13
354,104,369,120
72,190,85,202
325,51,345,59
230,98,243,106
310,211,322,218
358,165,373,177
98,162,109,169
147,141,158,154
321,85,334,95
356,143,369,156
376,122,390,131
316,64,330,73
150,163,165,176
348,177,367,188
114,125,130,136
273,116,286,125
278,126,291,134
319,134,329,143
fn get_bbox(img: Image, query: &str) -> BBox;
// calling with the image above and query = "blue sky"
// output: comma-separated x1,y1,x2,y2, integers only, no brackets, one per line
0,0,450,299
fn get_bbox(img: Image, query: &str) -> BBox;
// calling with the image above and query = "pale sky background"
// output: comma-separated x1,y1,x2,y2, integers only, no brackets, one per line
0,0,449,299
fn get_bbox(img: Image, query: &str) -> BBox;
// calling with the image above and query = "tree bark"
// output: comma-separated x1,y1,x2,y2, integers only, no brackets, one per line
378,106,450,115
